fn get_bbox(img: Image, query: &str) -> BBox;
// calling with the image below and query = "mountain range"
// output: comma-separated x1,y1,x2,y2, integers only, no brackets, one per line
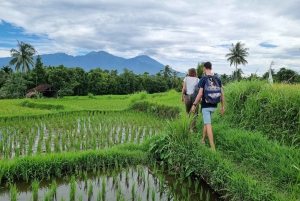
0,51,182,75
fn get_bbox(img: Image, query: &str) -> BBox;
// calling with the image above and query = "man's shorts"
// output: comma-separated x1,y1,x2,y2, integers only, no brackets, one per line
202,107,216,124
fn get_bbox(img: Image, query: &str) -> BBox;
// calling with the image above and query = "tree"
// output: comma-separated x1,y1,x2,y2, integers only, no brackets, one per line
72,67,89,96
9,41,37,72
220,74,230,85
1,66,13,74
232,68,244,81
47,65,78,97
170,71,179,89
29,55,47,88
276,68,298,83
196,62,204,78
160,65,172,78
0,71,30,98
225,41,249,80
160,65,173,89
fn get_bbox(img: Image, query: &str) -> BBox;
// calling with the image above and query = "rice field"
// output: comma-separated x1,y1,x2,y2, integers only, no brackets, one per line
0,164,221,201
0,110,165,159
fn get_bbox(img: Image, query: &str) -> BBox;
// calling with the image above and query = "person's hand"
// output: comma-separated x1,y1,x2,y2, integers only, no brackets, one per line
219,107,225,115
181,97,184,103
191,105,195,113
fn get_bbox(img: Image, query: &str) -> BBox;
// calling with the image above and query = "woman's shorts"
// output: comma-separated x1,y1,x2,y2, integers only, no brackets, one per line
202,107,216,124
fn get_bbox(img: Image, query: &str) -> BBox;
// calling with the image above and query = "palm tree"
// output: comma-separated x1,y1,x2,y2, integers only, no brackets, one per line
232,68,244,81
160,65,172,78
9,41,37,72
225,41,249,80
1,66,13,74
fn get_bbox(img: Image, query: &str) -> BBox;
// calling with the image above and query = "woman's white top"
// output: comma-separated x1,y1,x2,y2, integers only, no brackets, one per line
183,77,200,95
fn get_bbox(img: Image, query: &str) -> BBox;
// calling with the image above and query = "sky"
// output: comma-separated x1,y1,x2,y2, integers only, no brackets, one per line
0,0,299,76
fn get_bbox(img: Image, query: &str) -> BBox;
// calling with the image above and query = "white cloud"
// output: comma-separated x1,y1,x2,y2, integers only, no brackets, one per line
0,49,11,58
0,0,299,76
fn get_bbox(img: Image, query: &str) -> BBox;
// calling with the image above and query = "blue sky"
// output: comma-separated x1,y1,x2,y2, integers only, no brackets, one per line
0,0,300,76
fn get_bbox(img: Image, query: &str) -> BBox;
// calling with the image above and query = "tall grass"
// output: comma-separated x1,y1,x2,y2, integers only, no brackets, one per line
223,80,300,145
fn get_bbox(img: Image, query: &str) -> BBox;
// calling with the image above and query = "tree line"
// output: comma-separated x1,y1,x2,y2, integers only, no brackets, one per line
0,56,185,98
0,41,299,99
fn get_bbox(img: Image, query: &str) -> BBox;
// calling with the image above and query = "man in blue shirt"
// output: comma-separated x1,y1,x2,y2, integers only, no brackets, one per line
191,62,225,151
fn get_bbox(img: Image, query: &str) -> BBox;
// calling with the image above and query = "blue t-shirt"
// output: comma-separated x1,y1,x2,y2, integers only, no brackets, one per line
198,75,222,108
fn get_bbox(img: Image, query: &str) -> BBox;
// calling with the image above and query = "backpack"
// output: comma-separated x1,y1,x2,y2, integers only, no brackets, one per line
191,85,199,101
203,76,221,104
186,77,199,101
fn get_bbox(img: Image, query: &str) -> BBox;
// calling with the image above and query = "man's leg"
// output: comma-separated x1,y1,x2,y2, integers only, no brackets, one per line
202,125,206,143
205,123,215,151
202,108,216,150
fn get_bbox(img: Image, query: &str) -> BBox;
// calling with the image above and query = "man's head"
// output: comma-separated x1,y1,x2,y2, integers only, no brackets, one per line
203,62,212,70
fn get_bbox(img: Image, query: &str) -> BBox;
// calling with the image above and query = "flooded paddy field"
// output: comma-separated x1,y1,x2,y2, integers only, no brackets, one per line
0,164,222,201
0,111,163,159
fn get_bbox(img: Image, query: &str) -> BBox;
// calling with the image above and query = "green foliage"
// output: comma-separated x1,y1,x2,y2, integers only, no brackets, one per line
223,80,300,145
148,131,278,200
276,68,298,83
196,62,204,77
9,41,37,72
0,144,148,183
87,93,95,99
225,41,249,80
214,122,300,199
0,71,31,99
131,101,180,118
47,65,79,97
20,100,65,110
129,91,148,104
28,55,47,89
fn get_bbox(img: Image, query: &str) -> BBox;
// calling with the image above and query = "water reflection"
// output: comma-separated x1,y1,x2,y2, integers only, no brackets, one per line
0,165,222,201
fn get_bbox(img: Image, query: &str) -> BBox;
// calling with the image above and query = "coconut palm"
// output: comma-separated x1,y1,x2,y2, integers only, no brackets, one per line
160,65,172,78
232,68,244,81
9,41,37,72
1,66,13,74
225,41,249,80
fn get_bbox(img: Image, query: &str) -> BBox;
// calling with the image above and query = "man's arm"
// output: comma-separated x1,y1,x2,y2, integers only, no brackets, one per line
191,87,203,112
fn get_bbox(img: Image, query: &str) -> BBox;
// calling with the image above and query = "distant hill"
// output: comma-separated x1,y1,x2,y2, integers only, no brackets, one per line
0,51,183,75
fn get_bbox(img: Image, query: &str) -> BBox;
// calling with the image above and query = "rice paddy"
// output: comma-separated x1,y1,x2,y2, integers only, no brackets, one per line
0,164,221,201
0,110,163,159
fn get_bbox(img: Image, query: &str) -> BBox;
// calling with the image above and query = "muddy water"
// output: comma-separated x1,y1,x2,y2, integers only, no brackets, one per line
0,165,223,201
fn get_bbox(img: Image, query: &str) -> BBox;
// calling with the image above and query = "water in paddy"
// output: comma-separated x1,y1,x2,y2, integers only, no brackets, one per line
0,165,223,201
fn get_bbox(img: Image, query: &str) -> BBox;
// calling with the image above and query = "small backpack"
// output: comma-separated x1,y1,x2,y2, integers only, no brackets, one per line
186,77,199,101
203,76,221,104
191,85,199,101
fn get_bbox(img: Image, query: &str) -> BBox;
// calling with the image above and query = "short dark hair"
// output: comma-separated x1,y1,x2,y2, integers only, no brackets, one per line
204,62,212,69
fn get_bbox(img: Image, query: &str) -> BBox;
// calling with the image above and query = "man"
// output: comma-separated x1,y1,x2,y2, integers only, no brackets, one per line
191,62,225,151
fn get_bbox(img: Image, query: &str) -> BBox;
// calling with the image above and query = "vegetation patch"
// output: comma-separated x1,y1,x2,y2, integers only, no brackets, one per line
20,100,65,110
224,80,300,145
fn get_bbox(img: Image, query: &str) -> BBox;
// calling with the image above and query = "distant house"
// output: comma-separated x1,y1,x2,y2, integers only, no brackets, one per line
26,84,58,98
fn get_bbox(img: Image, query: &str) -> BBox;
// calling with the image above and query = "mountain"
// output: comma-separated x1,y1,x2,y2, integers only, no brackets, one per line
0,51,172,75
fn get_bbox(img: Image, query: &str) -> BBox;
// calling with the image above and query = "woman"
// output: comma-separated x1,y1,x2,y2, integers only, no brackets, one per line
181,68,200,133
